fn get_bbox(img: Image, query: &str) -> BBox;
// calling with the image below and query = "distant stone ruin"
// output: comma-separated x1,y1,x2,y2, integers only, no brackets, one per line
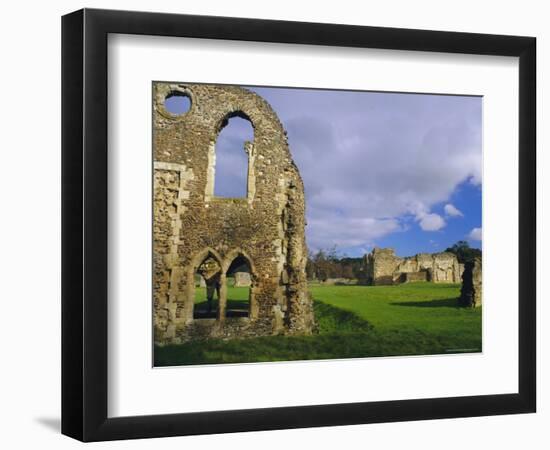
459,257,482,307
233,272,251,287
322,278,354,286
153,83,314,345
361,247,464,285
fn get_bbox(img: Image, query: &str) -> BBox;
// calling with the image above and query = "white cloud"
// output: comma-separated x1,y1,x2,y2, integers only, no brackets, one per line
468,227,482,241
444,203,463,217
418,213,446,231
249,87,482,252
407,202,446,231
306,216,401,252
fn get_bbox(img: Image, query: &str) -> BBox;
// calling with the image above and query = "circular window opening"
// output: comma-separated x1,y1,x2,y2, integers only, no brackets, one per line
164,92,191,116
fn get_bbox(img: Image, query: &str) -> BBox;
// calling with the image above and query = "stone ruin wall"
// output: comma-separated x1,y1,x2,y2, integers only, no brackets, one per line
363,248,402,286
153,83,314,345
362,247,464,286
397,271,429,284
459,257,482,307
233,272,251,287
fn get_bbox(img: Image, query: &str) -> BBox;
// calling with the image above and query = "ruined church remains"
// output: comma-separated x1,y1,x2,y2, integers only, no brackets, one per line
361,247,464,285
234,272,252,287
459,257,482,307
153,83,314,345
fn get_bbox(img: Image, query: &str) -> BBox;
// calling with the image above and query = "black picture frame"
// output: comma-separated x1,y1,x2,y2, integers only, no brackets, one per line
62,8,536,442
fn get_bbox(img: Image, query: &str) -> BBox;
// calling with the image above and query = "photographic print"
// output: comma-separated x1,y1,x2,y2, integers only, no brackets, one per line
153,82,482,367
61,10,536,440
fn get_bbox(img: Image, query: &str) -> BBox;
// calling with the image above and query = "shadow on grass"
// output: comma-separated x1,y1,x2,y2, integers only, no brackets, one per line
154,298,481,367
195,299,248,309
226,300,249,309
390,298,460,308
314,301,372,333
155,301,374,366
194,299,250,319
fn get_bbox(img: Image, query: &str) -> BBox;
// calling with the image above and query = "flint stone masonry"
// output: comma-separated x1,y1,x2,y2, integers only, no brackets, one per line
153,83,314,345
459,257,482,307
362,247,464,285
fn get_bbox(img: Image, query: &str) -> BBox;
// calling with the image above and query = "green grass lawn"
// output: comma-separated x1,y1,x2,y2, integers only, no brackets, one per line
154,283,481,366
193,280,250,316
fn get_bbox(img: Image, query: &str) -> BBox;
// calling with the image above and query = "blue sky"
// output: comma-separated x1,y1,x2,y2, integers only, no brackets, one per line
193,86,482,258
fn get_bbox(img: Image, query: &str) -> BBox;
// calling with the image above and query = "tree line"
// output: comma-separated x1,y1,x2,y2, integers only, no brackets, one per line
444,240,482,264
306,247,364,282
306,241,481,281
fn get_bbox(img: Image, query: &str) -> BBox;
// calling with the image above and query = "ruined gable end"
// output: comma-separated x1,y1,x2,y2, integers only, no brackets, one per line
362,247,463,285
153,83,314,344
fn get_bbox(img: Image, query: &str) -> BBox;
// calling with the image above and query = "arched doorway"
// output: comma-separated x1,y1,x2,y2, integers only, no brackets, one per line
193,253,223,319
225,253,254,318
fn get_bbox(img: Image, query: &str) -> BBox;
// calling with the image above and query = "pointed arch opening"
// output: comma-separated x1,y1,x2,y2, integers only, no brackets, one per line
193,251,223,319
225,252,255,318
213,113,254,198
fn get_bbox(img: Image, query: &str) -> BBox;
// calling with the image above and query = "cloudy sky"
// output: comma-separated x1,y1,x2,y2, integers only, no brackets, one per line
206,86,482,258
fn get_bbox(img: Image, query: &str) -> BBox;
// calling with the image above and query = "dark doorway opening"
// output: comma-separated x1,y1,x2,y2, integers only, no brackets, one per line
226,255,252,318
194,255,222,319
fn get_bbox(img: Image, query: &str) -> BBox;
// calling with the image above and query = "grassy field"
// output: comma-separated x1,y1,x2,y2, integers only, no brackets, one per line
154,283,481,366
